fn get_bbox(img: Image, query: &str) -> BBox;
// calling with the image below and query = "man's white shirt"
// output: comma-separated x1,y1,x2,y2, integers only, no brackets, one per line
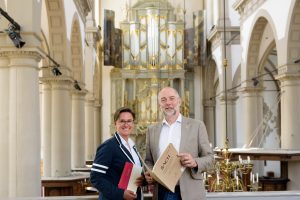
158,114,182,157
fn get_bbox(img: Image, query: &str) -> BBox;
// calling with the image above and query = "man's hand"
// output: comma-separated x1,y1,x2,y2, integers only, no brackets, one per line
135,175,144,186
123,190,137,200
178,153,197,168
144,171,155,184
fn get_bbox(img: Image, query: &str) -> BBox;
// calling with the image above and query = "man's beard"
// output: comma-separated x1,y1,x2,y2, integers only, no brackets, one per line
163,107,178,117
163,109,176,117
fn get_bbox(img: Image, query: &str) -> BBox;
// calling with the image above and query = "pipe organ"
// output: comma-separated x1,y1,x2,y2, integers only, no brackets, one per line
110,0,194,155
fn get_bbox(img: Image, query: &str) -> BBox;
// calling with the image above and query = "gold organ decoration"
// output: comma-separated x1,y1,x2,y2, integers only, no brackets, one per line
181,91,190,117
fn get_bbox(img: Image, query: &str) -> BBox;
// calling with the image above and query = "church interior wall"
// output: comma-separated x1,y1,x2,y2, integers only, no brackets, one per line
228,0,240,26
2,0,300,197
240,1,292,63
230,45,242,79
211,0,219,26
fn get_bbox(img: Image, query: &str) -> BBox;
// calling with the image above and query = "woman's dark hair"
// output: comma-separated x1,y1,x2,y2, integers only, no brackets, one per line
113,107,135,122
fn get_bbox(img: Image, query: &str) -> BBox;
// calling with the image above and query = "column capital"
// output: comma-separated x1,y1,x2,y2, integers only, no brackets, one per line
93,98,103,108
218,93,239,102
276,73,300,82
94,101,102,108
239,85,264,94
71,89,87,96
71,92,86,101
85,26,100,49
85,92,95,101
40,77,73,92
274,62,300,83
277,63,300,77
233,0,266,22
203,99,216,107
40,76,73,84
85,96,95,104
0,50,42,62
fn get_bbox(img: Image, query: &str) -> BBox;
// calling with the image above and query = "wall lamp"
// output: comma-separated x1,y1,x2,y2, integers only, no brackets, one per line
251,77,260,86
51,67,62,76
74,80,81,91
45,54,62,76
0,7,26,48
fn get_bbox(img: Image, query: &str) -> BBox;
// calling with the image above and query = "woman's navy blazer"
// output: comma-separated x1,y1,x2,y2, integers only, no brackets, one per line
90,132,143,200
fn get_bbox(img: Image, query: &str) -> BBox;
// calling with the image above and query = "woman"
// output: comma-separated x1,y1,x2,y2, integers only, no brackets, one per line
90,107,145,200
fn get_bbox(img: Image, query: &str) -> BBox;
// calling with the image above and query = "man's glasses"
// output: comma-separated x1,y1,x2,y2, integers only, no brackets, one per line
118,120,134,125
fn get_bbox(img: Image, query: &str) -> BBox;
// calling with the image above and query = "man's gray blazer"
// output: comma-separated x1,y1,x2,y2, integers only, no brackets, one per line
145,116,214,200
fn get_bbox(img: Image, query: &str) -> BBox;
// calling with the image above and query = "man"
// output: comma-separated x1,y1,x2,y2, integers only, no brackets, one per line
145,87,214,200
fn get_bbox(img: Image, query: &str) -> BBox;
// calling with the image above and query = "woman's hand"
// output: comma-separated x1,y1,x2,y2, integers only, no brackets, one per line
144,171,155,184
123,190,136,200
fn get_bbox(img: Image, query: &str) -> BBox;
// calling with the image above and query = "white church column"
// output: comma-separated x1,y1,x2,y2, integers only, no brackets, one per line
280,77,300,148
217,96,230,146
203,99,216,146
0,55,9,197
1,0,42,196
94,103,101,151
41,82,51,177
240,87,263,147
71,91,86,168
278,73,300,190
84,11,99,162
85,98,95,161
8,52,41,197
219,94,237,147
51,81,71,176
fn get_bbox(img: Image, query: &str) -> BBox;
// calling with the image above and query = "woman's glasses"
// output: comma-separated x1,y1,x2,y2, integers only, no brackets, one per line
118,120,134,125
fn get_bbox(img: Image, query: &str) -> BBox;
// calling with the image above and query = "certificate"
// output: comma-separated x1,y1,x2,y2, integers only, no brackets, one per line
142,143,185,192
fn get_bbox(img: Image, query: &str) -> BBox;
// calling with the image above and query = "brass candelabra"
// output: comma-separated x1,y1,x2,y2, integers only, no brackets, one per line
203,140,261,192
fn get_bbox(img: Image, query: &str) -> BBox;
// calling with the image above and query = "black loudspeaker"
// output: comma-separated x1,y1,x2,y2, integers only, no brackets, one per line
114,28,122,68
104,9,115,66
193,10,207,66
184,28,195,68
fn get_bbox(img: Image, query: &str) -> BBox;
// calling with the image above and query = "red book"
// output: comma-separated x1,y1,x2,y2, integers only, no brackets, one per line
118,162,142,193
118,162,134,190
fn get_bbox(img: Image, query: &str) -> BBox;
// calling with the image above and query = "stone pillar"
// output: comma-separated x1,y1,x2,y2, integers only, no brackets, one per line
51,81,71,176
8,51,41,197
279,77,300,149
240,87,264,147
71,91,86,168
84,11,99,162
41,82,52,177
276,66,300,190
203,99,216,146
85,98,95,161
2,0,42,197
0,55,9,197
94,103,101,151
219,94,237,147
216,95,233,147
